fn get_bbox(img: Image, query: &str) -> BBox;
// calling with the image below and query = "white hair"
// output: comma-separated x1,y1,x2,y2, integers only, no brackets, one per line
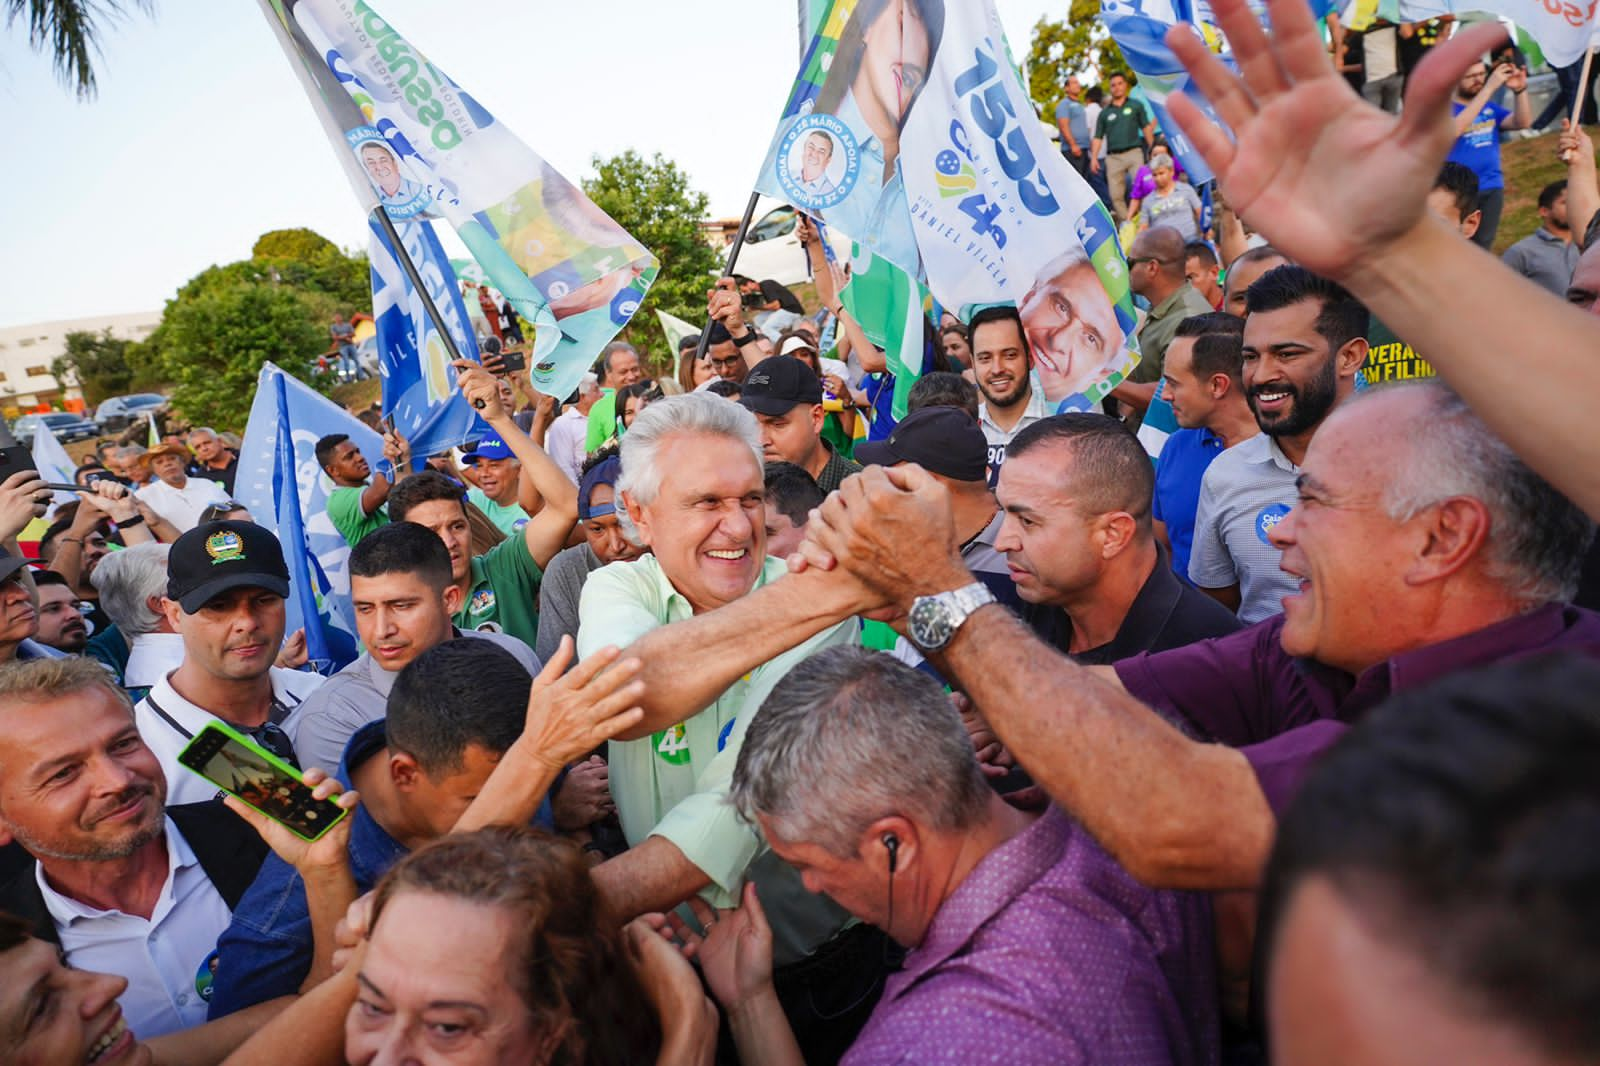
616,393,762,515
90,543,171,638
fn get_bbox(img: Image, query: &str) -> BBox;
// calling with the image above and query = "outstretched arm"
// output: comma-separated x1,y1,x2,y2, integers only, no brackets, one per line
1165,0,1600,517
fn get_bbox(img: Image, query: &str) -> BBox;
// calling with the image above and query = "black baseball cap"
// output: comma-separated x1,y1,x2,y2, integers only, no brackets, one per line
0,550,29,584
855,406,988,483
167,521,291,614
739,356,823,416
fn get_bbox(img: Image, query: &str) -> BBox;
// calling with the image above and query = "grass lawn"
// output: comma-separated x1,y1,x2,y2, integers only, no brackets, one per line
1494,126,1596,253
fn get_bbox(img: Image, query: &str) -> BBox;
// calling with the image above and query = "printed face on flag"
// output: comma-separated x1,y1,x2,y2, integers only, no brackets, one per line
759,0,1141,413
268,0,657,406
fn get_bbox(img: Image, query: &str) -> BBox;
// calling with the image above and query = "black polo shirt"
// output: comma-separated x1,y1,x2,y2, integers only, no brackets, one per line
1022,550,1241,664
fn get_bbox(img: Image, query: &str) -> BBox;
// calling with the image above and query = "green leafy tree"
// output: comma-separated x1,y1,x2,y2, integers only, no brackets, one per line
582,150,721,368
253,227,371,312
7,0,153,99
1025,7,1132,119
51,329,132,405
156,282,324,430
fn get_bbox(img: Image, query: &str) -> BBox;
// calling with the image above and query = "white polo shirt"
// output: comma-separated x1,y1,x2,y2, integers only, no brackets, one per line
39,819,233,1038
136,477,232,533
135,667,323,806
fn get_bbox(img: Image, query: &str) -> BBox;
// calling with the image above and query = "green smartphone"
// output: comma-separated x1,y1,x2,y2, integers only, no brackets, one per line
177,721,348,842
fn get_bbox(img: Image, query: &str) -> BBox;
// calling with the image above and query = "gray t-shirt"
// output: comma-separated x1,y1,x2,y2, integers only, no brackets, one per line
1143,185,1202,242
535,542,608,666
1188,433,1300,624
290,628,539,774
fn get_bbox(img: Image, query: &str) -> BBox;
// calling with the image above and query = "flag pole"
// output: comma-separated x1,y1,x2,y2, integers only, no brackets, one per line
1572,45,1595,129
689,190,763,367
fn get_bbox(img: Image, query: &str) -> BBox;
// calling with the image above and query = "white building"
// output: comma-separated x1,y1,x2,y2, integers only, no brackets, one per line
0,312,161,414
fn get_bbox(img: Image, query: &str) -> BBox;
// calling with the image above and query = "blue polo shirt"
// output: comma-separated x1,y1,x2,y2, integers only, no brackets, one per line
1153,428,1228,585
206,721,552,1016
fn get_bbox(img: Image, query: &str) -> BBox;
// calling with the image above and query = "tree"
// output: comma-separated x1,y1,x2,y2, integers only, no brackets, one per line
51,329,131,405
1025,6,1132,119
582,150,721,368
156,282,324,430
141,227,366,429
6,0,153,99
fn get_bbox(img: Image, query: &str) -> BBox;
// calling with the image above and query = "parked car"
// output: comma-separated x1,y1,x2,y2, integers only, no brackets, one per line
95,393,167,432
730,201,855,288
13,411,101,444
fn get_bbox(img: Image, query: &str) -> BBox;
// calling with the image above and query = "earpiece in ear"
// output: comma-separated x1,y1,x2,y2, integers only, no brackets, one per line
882,832,900,875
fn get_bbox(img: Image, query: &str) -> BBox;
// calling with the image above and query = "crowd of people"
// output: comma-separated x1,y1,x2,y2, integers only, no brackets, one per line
2,7,1600,1065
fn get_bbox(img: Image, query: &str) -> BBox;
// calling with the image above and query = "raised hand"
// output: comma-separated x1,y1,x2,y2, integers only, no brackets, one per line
512,637,645,773
0,469,49,542
453,359,505,419
1165,0,1508,281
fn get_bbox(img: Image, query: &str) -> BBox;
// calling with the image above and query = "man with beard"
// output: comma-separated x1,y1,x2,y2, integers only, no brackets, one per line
0,657,270,1038
1189,266,1368,622
30,572,89,654
969,306,1049,483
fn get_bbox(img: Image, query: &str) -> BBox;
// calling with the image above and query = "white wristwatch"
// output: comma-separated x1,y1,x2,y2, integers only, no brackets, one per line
907,583,996,653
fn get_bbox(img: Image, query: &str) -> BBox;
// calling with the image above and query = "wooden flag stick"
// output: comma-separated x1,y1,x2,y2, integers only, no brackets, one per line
1573,45,1596,129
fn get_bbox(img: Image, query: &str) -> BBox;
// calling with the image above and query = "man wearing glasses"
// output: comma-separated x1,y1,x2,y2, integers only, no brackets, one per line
1113,225,1216,420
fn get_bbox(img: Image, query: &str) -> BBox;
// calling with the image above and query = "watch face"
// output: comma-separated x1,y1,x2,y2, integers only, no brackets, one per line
909,597,953,652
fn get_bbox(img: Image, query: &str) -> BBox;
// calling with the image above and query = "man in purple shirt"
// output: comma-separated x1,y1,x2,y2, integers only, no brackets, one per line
777,377,1596,888
684,646,1218,1066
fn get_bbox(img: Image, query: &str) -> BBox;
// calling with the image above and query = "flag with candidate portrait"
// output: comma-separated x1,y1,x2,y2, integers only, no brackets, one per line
256,0,658,408
756,0,1140,413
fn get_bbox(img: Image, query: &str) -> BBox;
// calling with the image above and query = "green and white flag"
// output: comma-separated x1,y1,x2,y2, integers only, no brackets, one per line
841,244,927,422
657,310,701,374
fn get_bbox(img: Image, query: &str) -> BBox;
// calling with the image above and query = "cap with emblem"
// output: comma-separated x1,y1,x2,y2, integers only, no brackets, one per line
461,436,516,464
0,549,29,585
167,520,291,614
854,406,988,483
738,356,823,416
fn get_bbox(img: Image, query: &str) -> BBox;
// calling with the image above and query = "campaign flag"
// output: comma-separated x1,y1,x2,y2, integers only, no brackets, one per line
1346,0,1597,65
257,0,658,410
146,412,160,448
367,215,482,458
840,245,928,422
756,0,1141,414
272,374,341,673
658,310,701,375
29,423,78,512
236,363,377,670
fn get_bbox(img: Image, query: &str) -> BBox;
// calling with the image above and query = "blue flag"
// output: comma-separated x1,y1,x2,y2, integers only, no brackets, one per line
369,216,483,457
237,363,377,670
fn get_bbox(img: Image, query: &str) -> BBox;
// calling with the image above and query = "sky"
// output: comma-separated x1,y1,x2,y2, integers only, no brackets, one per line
0,0,1058,328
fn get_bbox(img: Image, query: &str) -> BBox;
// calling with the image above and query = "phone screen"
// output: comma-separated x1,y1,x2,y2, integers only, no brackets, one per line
177,724,347,841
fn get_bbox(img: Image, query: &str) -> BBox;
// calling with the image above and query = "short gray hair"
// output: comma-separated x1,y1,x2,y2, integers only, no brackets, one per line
1369,381,1595,604
187,426,217,442
90,543,171,638
0,656,130,711
616,393,762,512
731,647,991,857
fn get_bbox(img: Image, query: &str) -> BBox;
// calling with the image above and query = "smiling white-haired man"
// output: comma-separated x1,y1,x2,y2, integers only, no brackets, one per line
574,392,882,1061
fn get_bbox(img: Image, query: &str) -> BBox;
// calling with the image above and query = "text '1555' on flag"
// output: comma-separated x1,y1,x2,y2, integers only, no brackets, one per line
256,0,659,408
754,0,1141,414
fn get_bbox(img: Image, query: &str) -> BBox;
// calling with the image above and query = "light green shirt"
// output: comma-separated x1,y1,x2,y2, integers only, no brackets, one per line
466,486,530,537
327,485,388,548
577,554,857,958
584,389,618,453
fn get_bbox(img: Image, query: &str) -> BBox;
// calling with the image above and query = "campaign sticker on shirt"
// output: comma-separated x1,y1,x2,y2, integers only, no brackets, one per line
1256,503,1292,544
776,114,859,211
654,724,692,766
196,951,219,1002
468,588,497,616
717,717,737,754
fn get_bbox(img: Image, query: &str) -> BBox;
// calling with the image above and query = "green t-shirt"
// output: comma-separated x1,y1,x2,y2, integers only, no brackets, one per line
584,389,618,453
1363,315,1436,385
328,485,388,548
466,487,530,537
453,531,544,648
1094,100,1153,153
